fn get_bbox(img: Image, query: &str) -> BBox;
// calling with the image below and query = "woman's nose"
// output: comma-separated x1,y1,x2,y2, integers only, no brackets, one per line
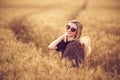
67,28,71,32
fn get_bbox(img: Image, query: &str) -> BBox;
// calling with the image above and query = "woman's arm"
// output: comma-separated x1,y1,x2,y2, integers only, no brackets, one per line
48,34,65,50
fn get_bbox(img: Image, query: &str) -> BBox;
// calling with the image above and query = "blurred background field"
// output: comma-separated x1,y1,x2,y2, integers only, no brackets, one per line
0,0,120,80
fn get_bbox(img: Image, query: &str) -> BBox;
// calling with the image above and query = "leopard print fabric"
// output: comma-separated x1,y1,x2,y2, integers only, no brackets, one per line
57,40,84,68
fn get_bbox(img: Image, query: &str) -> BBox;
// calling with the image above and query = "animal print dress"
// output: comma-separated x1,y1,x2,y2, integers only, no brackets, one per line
56,40,84,68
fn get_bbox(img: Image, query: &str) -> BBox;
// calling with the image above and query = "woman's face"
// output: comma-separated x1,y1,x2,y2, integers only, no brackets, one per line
65,22,77,38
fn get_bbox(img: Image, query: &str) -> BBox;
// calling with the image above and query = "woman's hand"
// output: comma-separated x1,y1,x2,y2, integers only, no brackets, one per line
48,34,66,49
64,32,68,42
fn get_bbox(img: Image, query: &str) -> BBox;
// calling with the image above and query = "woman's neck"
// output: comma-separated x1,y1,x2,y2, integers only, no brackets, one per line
67,36,75,41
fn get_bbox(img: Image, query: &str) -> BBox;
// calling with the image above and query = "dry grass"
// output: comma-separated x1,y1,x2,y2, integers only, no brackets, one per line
0,0,120,80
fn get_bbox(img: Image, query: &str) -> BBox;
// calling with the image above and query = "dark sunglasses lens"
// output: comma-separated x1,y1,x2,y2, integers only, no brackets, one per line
71,28,76,32
66,25,70,29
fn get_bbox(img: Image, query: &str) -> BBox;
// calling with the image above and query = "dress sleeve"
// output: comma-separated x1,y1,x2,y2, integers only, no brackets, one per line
56,40,66,52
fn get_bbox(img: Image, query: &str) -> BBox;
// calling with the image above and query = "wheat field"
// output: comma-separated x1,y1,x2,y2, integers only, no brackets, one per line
0,0,120,80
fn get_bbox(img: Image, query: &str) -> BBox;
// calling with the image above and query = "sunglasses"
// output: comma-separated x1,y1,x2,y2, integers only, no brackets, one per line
66,25,77,32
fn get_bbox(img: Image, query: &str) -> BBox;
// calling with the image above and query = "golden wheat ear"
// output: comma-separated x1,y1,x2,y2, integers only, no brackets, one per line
80,36,92,58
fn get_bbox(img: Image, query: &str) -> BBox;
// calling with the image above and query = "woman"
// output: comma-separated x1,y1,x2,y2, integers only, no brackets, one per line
48,20,84,68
